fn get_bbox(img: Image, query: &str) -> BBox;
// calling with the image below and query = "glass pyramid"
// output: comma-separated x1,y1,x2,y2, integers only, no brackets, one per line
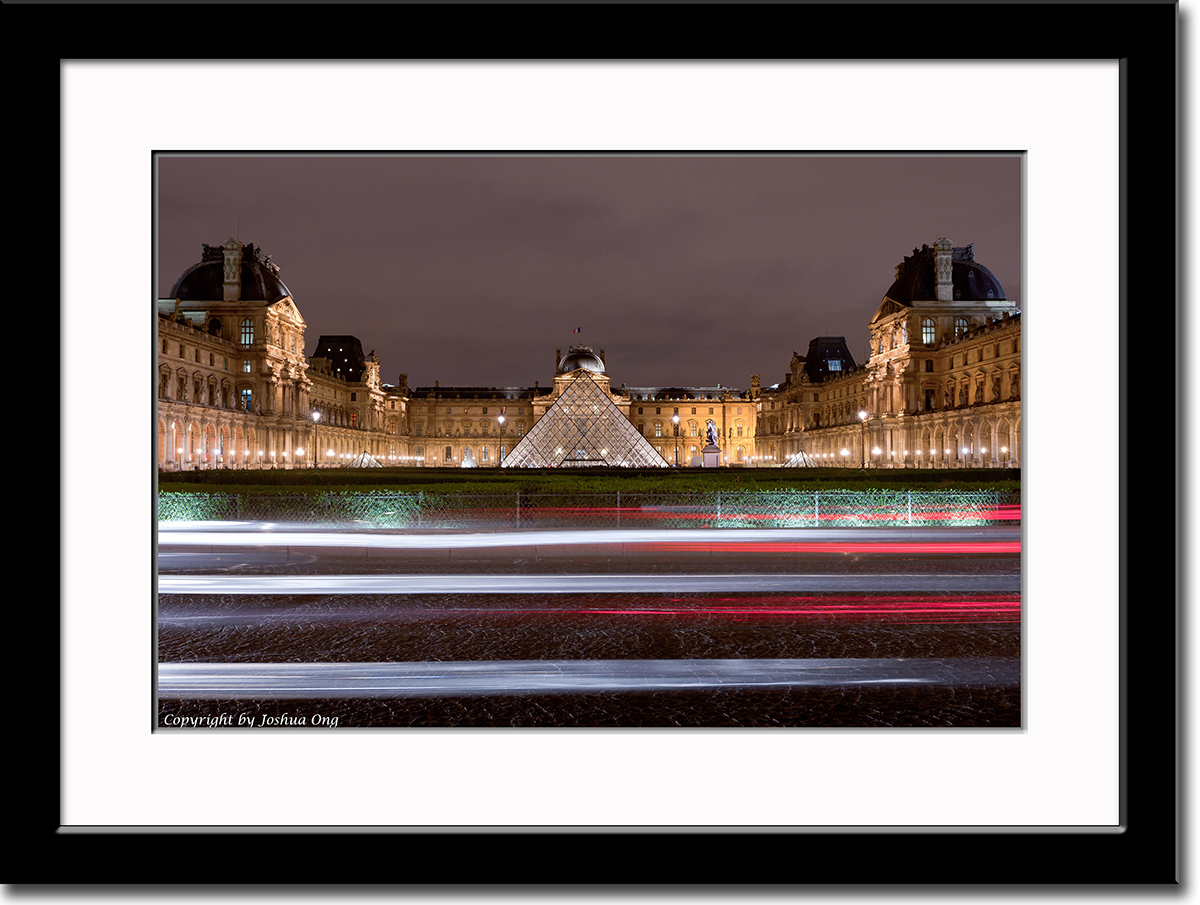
501,374,669,468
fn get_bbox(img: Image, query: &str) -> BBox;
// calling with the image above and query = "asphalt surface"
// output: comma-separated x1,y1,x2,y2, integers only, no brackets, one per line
157,524,1022,728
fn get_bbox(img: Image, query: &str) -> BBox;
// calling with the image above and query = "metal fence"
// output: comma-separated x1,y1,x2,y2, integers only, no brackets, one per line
157,489,1020,529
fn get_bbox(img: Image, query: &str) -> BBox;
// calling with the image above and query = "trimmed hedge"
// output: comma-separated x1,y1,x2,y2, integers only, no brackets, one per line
158,466,1020,496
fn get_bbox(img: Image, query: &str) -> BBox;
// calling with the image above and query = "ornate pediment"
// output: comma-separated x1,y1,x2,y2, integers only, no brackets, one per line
270,296,305,325
870,297,908,325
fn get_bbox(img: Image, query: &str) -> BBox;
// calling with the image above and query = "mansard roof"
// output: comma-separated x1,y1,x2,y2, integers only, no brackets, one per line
169,241,294,303
881,242,1006,305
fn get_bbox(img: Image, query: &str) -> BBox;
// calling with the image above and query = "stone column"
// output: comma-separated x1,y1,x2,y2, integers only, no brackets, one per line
222,238,242,301
935,237,954,302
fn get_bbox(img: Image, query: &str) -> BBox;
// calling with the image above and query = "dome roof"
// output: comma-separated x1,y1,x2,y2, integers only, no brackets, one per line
557,345,606,375
883,243,1006,304
168,241,293,303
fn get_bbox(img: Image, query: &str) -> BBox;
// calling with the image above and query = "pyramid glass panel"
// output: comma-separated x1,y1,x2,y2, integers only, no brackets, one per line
501,375,670,468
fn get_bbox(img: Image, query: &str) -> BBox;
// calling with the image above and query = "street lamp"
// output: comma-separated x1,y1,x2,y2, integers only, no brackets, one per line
672,414,681,467
858,409,868,468
312,410,322,467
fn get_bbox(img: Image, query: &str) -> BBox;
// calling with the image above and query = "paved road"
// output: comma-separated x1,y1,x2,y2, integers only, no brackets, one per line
159,571,1018,594
158,657,1022,699
157,523,1021,726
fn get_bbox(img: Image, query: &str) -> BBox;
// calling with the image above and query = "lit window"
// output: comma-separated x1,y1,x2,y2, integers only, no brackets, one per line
955,317,968,338
242,360,251,373
828,359,841,371
241,319,254,346
922,318,936,344
240,389,252,410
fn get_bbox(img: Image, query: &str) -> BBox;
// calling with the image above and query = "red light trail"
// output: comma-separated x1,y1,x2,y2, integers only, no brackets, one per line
446,594,1021,624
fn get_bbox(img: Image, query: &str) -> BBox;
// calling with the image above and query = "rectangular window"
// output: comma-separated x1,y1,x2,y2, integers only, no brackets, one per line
240,389,252,410
242,360,251,373
828,360,842,371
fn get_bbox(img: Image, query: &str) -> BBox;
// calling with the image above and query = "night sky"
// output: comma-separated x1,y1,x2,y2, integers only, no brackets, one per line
156,154,1021,392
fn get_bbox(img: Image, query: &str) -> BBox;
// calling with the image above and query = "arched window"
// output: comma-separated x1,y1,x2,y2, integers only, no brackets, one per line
240,319,254,346
922,318,936,344
954,317,968,338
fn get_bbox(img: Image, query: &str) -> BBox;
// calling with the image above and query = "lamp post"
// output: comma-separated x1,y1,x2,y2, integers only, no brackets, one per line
858,409,868,468
672,414,681,467
312,410,321,467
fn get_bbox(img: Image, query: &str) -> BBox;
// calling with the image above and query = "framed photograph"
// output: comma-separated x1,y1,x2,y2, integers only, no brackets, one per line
39,0,1178,888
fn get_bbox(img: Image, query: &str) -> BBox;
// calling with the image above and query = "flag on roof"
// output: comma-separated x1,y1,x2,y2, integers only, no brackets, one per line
573,327,582,333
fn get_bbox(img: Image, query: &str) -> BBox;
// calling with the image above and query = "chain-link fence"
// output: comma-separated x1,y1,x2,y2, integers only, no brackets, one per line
158,489,1020,529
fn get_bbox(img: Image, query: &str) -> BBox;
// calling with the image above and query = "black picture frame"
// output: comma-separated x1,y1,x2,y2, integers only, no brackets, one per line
31,0,1177,889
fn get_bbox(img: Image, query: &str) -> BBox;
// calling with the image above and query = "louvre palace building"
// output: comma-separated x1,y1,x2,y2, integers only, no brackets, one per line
157,236,1021,471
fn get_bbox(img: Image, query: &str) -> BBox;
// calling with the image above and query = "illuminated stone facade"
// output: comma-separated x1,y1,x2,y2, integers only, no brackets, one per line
756,239,1022,468
157,237,1019,470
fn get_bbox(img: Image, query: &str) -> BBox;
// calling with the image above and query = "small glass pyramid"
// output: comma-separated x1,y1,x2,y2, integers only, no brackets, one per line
501,374,669,468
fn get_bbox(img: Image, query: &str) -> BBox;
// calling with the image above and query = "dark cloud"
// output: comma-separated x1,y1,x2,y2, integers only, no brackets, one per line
156,154,1021,390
